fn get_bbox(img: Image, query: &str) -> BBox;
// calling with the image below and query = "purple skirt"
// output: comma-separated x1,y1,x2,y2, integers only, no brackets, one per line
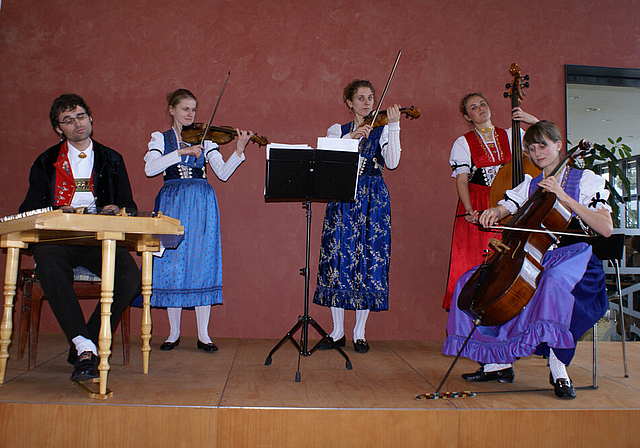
442,243,608,366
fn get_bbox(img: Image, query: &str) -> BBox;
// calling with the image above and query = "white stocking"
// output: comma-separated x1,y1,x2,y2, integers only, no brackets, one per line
329,307,345,341
549,349,569,381
483,363,512,372
195,305,213,344
166,307,182,343
353,309,370,341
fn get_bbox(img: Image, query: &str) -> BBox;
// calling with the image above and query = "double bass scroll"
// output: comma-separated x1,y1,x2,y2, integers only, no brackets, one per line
488,63,541,208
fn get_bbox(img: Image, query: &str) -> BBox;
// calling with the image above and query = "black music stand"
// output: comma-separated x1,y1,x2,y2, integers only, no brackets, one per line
264,146,358,381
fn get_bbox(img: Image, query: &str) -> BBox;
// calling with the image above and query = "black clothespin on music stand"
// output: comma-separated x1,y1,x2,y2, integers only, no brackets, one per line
264,145,359,381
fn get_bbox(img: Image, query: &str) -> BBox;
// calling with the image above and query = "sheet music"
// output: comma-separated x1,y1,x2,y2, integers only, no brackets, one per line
316,137,358,152
266,143,313,160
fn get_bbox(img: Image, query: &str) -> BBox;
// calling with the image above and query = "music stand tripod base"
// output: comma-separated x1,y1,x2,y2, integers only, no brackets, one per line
263,202,353,381
264,313,353,369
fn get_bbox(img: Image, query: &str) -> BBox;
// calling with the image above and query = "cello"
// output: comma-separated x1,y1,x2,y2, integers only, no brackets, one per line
489,63,541,208
458,139,594,326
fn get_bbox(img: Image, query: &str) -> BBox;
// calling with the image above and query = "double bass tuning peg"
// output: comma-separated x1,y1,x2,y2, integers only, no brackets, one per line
523,74,530,80
505,83,511,89
523,82,530,88
504,92,510,98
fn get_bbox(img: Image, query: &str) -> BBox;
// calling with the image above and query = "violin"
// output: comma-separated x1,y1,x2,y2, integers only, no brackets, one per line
360,106,420,128
181,123,269,147
457,139,594,326
489,63,541,208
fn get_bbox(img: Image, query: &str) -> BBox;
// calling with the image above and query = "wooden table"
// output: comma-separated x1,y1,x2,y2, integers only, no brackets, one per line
0,209,183,398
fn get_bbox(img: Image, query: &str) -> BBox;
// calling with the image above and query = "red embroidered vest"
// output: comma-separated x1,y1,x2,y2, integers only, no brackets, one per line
463,128,511,168
53,141,94,206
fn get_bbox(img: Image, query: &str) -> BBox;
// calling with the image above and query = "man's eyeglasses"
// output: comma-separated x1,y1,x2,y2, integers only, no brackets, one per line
59,113,88,126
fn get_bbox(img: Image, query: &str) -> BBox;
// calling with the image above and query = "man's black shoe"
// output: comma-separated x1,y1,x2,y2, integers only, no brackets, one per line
550,374,576,399
71,351,98,382
462,366,515,383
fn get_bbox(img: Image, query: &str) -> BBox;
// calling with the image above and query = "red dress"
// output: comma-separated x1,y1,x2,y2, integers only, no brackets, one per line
442,128,511,310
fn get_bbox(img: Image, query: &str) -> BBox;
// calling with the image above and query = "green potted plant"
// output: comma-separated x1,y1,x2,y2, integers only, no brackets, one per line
574,137,632,228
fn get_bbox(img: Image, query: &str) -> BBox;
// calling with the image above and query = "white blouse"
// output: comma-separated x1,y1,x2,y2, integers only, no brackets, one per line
498,167,612,215
327,120,401,169
144,129,245,181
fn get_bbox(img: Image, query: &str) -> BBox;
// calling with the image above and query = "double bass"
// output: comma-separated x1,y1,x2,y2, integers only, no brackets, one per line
458,140,594,326
489,63,541,208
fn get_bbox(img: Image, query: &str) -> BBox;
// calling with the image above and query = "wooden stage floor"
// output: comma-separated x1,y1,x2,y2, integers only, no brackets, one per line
0,334,638,447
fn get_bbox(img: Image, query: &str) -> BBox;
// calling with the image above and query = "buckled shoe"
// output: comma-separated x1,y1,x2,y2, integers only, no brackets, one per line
550,373,576,399
462,366,515,383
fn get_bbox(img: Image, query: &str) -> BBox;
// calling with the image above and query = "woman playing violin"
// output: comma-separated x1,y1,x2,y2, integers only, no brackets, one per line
313,79,402,353
443,93,538,310
443,120,612,399
144,88,253,352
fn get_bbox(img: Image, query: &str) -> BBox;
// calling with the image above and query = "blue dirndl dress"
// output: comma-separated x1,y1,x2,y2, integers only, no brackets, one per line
313,123,391,311
150,130,223,308
442,167,609,366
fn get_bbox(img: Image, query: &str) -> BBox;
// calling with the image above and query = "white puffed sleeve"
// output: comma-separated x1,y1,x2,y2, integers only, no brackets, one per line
144,131,182,177
449,136,472,178
579,169,611,212
326,123,344,139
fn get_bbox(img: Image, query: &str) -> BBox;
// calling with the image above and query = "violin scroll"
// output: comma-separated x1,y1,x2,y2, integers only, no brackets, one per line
402,106,421,119
250,134,270,147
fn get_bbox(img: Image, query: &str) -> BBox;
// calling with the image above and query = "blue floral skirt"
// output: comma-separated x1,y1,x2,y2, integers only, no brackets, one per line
313,173,391,311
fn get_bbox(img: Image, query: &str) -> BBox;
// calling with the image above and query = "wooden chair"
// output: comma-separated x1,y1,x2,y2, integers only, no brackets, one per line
17,267,130,371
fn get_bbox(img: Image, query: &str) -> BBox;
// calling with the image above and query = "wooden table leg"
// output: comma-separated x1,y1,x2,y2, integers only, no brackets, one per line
140,250,153,374
92,231,124,399
98,238,116,397
0,244,24,384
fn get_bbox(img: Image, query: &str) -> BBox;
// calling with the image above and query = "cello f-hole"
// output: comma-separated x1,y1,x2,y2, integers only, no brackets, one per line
511,240,522,259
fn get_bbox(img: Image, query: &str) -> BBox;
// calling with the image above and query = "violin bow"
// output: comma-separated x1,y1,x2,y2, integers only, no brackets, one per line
199,70,231,147
368,49,402,126
486,224,595,238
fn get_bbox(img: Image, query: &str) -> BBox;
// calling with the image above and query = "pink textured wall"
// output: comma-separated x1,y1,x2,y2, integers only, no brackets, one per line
1,0,639,342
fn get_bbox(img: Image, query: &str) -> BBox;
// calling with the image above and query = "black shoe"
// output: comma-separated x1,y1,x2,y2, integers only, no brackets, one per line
550,373,576,399
197,340,219,352
71,351,99,382
318,336,346,350
462,366,515,383
160,338,180,351
353,339,370,353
